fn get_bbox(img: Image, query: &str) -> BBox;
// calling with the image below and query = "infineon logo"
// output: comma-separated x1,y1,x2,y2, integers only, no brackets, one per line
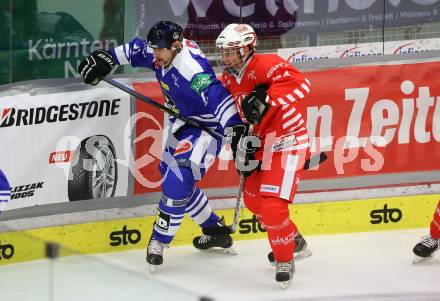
0,99,120,127
287,50,328,63
393,43,429,54
340,47,382,58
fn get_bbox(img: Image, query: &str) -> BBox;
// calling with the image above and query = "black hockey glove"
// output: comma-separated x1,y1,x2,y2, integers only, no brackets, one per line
78,50,115,85
225,125,260,177
241,84,270,125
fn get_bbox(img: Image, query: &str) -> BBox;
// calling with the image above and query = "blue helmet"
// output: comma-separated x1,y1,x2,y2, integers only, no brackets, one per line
147,21,183,49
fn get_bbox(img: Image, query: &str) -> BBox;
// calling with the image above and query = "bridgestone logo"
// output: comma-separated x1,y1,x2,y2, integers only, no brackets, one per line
1,99,120,127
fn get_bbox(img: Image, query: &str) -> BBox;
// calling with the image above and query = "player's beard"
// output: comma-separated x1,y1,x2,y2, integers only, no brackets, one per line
156,58,169,67
162,49,179,68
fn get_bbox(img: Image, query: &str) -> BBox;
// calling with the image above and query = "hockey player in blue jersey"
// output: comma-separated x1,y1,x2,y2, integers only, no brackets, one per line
77,21,245,268
0,169,11,212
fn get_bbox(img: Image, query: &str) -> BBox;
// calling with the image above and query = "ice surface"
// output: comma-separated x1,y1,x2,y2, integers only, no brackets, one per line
1,229,439,301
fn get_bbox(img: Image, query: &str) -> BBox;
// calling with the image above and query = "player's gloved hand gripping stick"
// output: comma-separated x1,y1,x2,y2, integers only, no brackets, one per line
100,77,327,236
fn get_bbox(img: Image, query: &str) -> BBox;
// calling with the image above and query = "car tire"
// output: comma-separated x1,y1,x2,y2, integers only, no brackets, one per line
68,135,118,201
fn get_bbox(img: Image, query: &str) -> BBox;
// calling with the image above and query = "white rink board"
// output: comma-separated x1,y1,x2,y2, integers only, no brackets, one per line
0,86,131,209
278,38,440,63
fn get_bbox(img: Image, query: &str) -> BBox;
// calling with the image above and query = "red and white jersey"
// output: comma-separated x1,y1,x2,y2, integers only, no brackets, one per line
222,53,311,153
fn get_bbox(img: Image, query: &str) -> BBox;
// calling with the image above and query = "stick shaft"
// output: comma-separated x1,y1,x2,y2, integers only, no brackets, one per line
103,78,224,140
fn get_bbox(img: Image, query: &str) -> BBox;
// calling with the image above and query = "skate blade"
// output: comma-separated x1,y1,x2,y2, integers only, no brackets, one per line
413,255,433,265
148,264,156,274
147,262,163,274
199,246,238,256
295,247,313,261
278,280,292,289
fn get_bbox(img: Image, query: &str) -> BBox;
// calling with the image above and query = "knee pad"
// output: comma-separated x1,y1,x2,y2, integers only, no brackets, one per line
243,172,263,215
243,189,262,216
259,196,293,231
154,163,197,244
161,165,195,200
153,191,194,244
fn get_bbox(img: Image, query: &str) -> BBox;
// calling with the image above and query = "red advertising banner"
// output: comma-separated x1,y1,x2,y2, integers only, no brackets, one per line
306,61,440,179
133,61,440,194
132,82,166,194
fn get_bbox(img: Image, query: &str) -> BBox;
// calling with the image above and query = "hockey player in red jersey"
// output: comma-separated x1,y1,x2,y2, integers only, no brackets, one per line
216,23,312,288
413,200,440,263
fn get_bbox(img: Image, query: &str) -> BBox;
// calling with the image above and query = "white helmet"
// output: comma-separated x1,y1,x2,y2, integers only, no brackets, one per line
216,23,257,54
216,24,257,75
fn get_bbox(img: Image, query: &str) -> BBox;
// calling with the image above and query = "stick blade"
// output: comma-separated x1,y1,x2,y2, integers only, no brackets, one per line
303,152,327,170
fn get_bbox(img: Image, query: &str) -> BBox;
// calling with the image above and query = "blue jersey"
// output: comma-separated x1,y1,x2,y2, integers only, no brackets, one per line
0,169,11,211
109,38,242,134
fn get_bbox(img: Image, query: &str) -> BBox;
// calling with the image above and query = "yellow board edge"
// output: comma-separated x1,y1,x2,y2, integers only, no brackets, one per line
0,194,438,265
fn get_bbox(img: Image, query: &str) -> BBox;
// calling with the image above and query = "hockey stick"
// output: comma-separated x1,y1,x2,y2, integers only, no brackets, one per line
104,78,328,235
202,151,328,236
104,77,249,235
102,77,225,141
225,123,256,236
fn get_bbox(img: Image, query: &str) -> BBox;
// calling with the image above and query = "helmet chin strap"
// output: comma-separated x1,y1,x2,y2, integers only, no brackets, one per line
235,48,254,77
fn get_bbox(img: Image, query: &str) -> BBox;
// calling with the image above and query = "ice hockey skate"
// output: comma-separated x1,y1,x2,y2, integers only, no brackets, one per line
268,232,312,266
193,218,237,256
275,260,295,289
146,235,168,273
413,235,439,264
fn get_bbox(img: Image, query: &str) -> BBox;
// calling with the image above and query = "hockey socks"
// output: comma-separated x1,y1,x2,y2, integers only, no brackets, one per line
430,201,440,239
186,188,220,228
260,196,296,263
